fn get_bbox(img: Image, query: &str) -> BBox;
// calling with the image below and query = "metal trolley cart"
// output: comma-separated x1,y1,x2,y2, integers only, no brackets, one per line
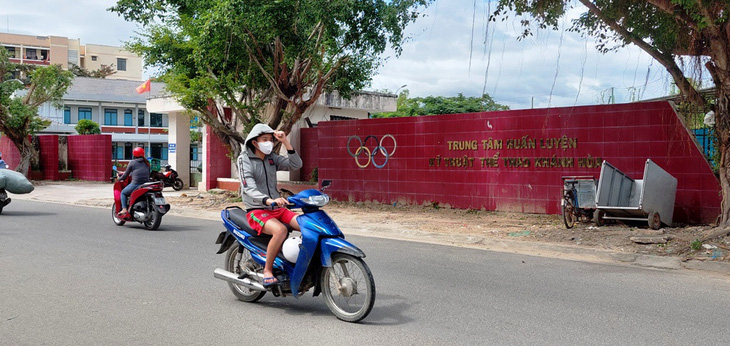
594,159,677,229
561,176,597,229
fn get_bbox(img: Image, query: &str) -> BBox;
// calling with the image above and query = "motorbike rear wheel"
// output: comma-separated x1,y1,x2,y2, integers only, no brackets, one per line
225,243,266,302
111,202,125,226
143,209,162,230
321,253,375,322
172,178,184,191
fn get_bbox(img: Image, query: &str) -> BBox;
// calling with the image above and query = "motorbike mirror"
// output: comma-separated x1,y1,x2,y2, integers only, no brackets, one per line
321,180,332,191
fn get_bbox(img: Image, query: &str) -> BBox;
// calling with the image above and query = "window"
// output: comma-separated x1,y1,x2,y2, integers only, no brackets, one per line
6,47,15,58
191,146,199,161
138,110,145,127
150,113,163,127
26,48,37,59
124,109,133,126
151,143,168,160
124,143,133,160
117,58,127,71
78,107,92,121
91,55,97,61
63,107,70,124
112,143,125,160
104,109,118,126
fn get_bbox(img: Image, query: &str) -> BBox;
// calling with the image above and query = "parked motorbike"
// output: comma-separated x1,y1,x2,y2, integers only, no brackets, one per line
112,176,170,230
213,180,376,322
150,164,184,191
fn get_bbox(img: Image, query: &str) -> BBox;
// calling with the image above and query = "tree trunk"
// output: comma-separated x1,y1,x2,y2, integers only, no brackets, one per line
12,135,36,176
717,86,730,224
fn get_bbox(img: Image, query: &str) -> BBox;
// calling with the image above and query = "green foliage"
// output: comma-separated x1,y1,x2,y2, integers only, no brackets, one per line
75,119,101,135
0,48,74,173
69,63,117,79
372,91,509,118
309,167,318,183
109,0,431,158
189,130,202,143
691,239,702,251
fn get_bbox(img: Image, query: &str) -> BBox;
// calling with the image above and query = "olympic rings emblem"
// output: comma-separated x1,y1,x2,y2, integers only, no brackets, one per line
347,134,397,168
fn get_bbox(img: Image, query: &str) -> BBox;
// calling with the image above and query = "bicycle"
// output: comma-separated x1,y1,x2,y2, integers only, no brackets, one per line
561,176,597,229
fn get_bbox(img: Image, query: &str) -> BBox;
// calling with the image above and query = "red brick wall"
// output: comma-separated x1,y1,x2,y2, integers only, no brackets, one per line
300,128,318,182
67,135,112,181
308,101,721,224
205,126,231,190
37,135,60,180
0,135,21,170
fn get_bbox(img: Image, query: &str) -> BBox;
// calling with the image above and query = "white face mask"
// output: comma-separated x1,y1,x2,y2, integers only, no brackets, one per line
258,141,274,155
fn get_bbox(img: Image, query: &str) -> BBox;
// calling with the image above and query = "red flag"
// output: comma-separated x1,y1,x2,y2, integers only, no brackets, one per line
136,79,151,94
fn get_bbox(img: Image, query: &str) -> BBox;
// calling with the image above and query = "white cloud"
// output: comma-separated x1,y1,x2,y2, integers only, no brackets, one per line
3,0,138,46
370,0,679,109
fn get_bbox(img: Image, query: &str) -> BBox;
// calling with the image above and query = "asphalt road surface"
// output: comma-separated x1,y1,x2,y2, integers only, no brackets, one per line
2,200,730,345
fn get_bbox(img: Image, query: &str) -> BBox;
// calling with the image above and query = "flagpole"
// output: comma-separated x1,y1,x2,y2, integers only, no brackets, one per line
147,81,151,158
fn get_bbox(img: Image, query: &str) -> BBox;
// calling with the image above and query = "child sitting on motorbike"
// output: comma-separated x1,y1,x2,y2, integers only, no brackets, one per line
238,123,303,287
117,147,151,216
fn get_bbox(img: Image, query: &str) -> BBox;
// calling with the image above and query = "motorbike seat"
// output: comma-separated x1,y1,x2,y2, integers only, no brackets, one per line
138,181,161,189
227,208,260,236
227,207,293,236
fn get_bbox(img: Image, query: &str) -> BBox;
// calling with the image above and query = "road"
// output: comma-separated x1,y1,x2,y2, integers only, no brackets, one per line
1,200,729,345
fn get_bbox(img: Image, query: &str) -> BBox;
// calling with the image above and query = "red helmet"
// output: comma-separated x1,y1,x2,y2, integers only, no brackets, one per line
132,147,145,158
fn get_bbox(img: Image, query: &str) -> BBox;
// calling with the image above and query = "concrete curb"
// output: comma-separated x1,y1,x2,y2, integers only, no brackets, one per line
11,184,730,276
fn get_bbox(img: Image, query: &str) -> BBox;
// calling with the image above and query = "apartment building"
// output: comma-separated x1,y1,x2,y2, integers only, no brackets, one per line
0,32,142,80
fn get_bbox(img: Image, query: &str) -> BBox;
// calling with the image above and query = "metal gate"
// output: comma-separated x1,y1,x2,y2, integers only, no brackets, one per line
190,144,202,187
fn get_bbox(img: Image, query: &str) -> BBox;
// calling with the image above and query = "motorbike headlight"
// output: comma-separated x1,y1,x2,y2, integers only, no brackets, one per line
299,194,330,207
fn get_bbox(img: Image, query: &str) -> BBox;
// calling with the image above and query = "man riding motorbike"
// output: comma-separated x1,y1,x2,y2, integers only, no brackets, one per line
237,124,302,287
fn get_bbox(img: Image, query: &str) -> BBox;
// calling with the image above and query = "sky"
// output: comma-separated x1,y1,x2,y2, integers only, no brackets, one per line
1,0,710,110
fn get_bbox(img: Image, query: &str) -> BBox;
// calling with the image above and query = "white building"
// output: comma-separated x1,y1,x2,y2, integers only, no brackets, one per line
39,77,175,165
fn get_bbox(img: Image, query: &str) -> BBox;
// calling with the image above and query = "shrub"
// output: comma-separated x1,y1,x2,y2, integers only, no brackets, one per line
75,119,101,135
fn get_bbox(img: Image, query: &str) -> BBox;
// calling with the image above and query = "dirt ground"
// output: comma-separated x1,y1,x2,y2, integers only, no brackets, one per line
168,189,730,262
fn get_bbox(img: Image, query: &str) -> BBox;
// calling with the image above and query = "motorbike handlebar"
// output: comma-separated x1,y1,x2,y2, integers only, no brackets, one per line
269,202,295,210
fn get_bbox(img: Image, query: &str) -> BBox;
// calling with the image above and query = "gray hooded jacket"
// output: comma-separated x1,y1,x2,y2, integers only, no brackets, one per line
237,124,302,210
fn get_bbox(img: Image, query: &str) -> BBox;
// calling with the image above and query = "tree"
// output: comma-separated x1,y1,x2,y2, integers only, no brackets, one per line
110,0,430,160
373,90,510,118
75,119,101,135
0,49,74,175
69,63,117,79
492,0,730,224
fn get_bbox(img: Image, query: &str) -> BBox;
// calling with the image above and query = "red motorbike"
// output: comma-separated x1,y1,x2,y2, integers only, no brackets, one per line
112,176,170,230
150,164,184,191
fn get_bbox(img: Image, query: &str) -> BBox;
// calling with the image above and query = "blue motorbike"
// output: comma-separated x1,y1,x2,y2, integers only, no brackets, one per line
213,180,376,322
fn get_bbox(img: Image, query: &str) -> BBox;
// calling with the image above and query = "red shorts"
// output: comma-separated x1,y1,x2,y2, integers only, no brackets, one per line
246,208,298,235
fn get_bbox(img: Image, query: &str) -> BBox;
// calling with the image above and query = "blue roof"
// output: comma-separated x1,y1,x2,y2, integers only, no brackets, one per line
63,77,166,104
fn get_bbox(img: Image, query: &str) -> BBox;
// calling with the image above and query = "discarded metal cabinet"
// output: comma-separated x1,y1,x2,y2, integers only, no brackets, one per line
594,159,677,229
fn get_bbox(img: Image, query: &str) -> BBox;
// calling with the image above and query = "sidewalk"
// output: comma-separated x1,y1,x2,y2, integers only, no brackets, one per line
10,181,730,276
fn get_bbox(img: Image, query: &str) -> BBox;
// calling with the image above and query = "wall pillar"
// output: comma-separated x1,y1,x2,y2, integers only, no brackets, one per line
167,111,190,188
203,125,231,191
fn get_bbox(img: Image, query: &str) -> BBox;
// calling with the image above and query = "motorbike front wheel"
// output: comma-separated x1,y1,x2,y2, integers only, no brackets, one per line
225,243,266,302
143,209,162,230
172,178,184,191
321,253,375,322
